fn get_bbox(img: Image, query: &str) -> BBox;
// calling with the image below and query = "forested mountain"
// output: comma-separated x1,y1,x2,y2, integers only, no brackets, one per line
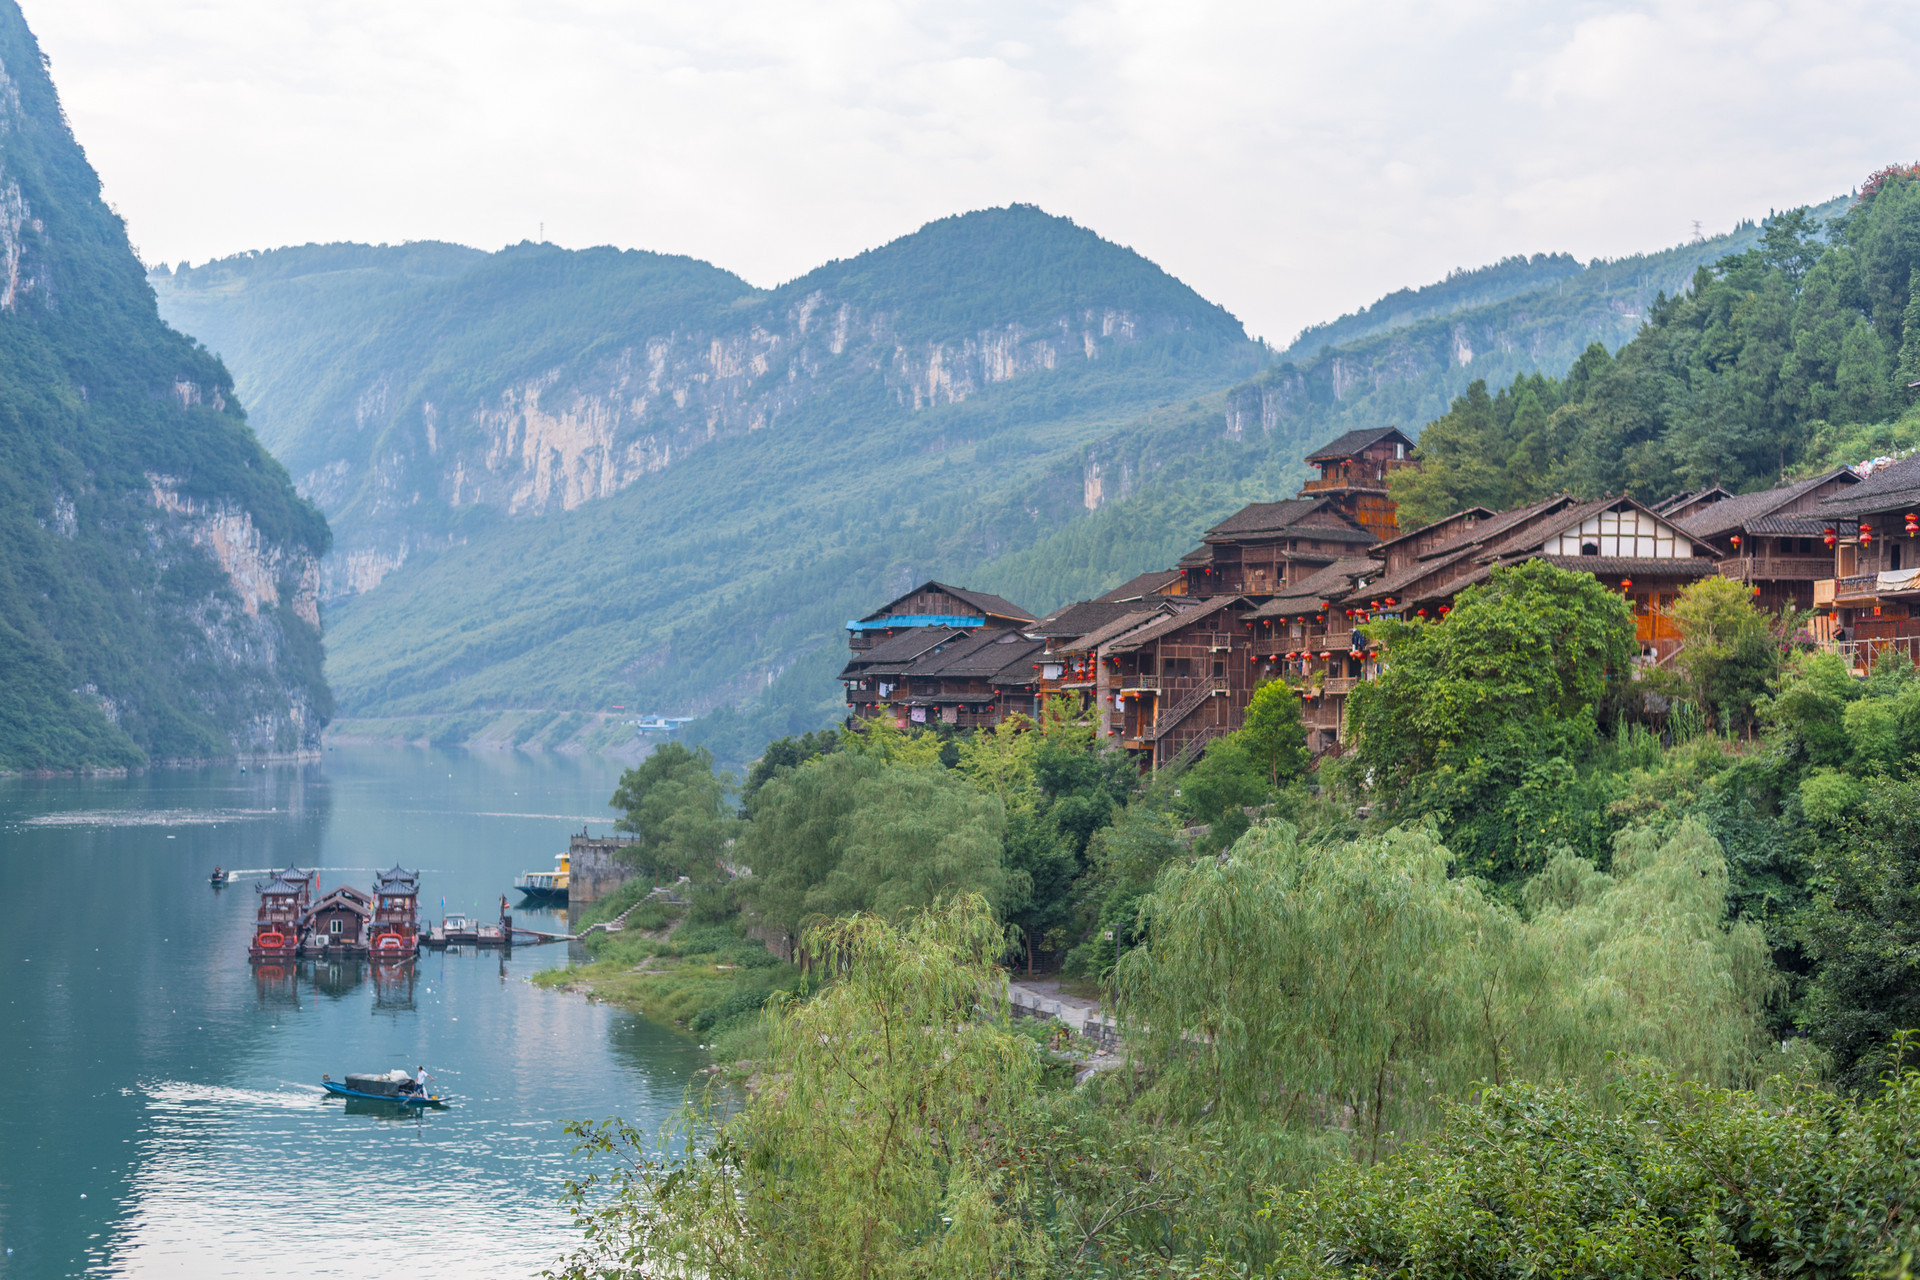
154,209,1264,752
1394,180,1920,526
153,187,1849,761
0,1,329,771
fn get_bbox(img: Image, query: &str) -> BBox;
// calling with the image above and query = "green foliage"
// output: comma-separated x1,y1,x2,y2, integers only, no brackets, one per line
738,726,839,816
1647,575,1796,733
1346,560,1636,879
1239,679,1311,786
1273,1061,1920,1279
0,4,329,768
547,897,1048,1280
1799,773,1920,1090
738,748,1009,938
1120,820,1775,1169
610,743,741,885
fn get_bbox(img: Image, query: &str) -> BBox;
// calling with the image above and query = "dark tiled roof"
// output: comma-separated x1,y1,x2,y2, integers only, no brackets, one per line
1107,596,1246,653
859,580,1035,624
1820,456,1920,517
1534,555,1721,577
1369,507,1496,556
1304,426,1413,463
1177,545,1213,567
1652,484,1732,515
1675,470,1857,539
1745,515,1833,535
1057,602,1199,655
1093,569,1183,602
375,866,418,893
913,631,1041,680
1360,545,1480,602
990,646,1046,686
1287,556,1377,597
838,627,967,678
1203,499,1378,543
1028,600,1152,638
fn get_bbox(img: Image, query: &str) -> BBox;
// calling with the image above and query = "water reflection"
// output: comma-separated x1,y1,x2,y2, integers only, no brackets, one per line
0,745,698,1279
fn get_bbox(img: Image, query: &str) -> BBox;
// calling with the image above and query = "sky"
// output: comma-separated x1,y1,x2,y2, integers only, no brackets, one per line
24,0,1920,347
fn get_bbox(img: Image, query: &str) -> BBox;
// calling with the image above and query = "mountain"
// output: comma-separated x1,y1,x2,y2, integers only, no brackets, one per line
0,2,330,771
153,190,1849,764
152,208,1261,752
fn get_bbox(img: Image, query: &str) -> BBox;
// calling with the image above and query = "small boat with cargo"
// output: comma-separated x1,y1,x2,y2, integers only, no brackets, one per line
321,1069,446,1108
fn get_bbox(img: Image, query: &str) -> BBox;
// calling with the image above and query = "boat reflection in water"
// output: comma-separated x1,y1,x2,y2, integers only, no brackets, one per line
252,962,300,1006
371,961,416,1013
308,957,368,1001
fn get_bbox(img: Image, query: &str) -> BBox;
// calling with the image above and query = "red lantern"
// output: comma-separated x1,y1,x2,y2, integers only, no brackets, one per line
1906,513,1918,537
1385,597,1397,606
1824,526,1838,548
1861,523,1875,546
1416,608,1428,617
1345,609,1354,618
1730,534,1741,549
1620,578,1632,591
1438,605,1451,616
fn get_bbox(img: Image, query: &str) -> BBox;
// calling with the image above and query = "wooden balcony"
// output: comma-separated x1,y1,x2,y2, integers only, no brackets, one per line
1716,556,1836,582
1320,676,1358,696
1834,573,1881,603
1119,674,1161,693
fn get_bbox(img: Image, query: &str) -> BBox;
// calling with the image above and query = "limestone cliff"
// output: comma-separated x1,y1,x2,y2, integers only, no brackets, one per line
0,1,330,768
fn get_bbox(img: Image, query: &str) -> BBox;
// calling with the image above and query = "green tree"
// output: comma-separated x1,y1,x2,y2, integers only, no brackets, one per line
1649,575,1793,732
610,742,741,885
740,748,1008,936
1345,560,1635,876
1799,772,1920,1090
1240,678,1310,785
547,897,1048,1280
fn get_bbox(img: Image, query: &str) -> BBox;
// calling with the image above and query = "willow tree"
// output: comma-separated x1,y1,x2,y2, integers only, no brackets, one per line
1117,819,1776,1170
547,897,1047,1280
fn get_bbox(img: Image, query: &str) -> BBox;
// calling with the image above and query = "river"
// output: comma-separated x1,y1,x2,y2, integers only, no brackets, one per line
0,745,705,1279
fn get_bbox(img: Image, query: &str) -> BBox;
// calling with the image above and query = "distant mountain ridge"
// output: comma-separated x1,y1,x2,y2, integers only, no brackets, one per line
0,0,330,770
152,186,1850,763
154,206,1245,599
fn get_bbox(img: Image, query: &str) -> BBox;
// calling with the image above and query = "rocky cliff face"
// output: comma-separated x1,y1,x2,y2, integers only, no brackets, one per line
0,1,331,769
314,297,1178,595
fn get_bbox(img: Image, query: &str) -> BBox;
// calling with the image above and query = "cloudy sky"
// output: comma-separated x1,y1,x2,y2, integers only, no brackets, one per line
25,0,1920,346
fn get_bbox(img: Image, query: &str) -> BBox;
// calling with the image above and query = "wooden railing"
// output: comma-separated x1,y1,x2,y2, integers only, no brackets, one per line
1835,573,1881,600
1148,681,1226,742
1716,556,1834,581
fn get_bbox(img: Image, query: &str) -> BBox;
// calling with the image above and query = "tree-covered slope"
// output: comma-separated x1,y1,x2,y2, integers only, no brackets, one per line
0,1,330,770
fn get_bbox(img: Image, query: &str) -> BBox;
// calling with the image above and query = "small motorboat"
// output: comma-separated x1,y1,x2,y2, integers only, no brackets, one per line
210,867,226,887
321,1070,446,1108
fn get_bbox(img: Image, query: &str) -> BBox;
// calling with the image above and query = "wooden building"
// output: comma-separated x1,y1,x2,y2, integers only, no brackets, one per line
846,581,1034,652
371,865,421,961
307,885,373,956
1299,426,1416,540
1816,455,1920,668
1244,557,1380,753
1673,469,1859,613
1180,499,1377,598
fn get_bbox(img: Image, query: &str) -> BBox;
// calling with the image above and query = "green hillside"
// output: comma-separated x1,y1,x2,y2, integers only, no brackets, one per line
155,187,1858,764
0,0,330,770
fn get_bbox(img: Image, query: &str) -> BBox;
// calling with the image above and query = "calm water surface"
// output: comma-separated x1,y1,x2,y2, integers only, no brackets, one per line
0,746,706,1279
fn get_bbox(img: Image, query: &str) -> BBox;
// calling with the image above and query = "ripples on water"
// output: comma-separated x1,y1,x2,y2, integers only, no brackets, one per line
0,748,707,1279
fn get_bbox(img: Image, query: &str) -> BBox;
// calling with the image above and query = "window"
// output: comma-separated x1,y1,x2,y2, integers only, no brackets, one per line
330,919,342,935
1212,660,1225,677
1799,538,1813,554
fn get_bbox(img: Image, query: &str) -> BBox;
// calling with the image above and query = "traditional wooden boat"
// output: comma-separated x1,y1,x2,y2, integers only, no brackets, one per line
369,865,422,960
250,868,315,961
320,1071,446,1108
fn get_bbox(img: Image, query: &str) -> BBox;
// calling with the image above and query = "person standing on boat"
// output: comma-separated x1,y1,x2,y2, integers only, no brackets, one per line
414,1065,429,1097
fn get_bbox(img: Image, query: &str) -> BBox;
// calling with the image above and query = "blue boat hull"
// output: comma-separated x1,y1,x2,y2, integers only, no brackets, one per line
322,1080,445,1107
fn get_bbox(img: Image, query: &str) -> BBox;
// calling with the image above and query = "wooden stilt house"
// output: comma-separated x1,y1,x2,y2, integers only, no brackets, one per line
370,866,421,961
249,866,315,962
307,885,374,957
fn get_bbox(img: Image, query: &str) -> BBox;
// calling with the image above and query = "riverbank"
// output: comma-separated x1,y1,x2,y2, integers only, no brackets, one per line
531,900,806,1064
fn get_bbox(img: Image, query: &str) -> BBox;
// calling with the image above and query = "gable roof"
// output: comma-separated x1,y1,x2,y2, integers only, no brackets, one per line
1674,469,1858,539
313,887,373,916
1106,596,1248,653
1202,498,1376,542
1247,557,1380,619
1093,569,1183,602
1027,600,1154,639
1821,455,1920,517
908,631,1042,680
1368,506,1497,559
838,627,968,678
858,580,1035,624
1056,601,1200,656
1652,484,1733,516
1304,426,1414,463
